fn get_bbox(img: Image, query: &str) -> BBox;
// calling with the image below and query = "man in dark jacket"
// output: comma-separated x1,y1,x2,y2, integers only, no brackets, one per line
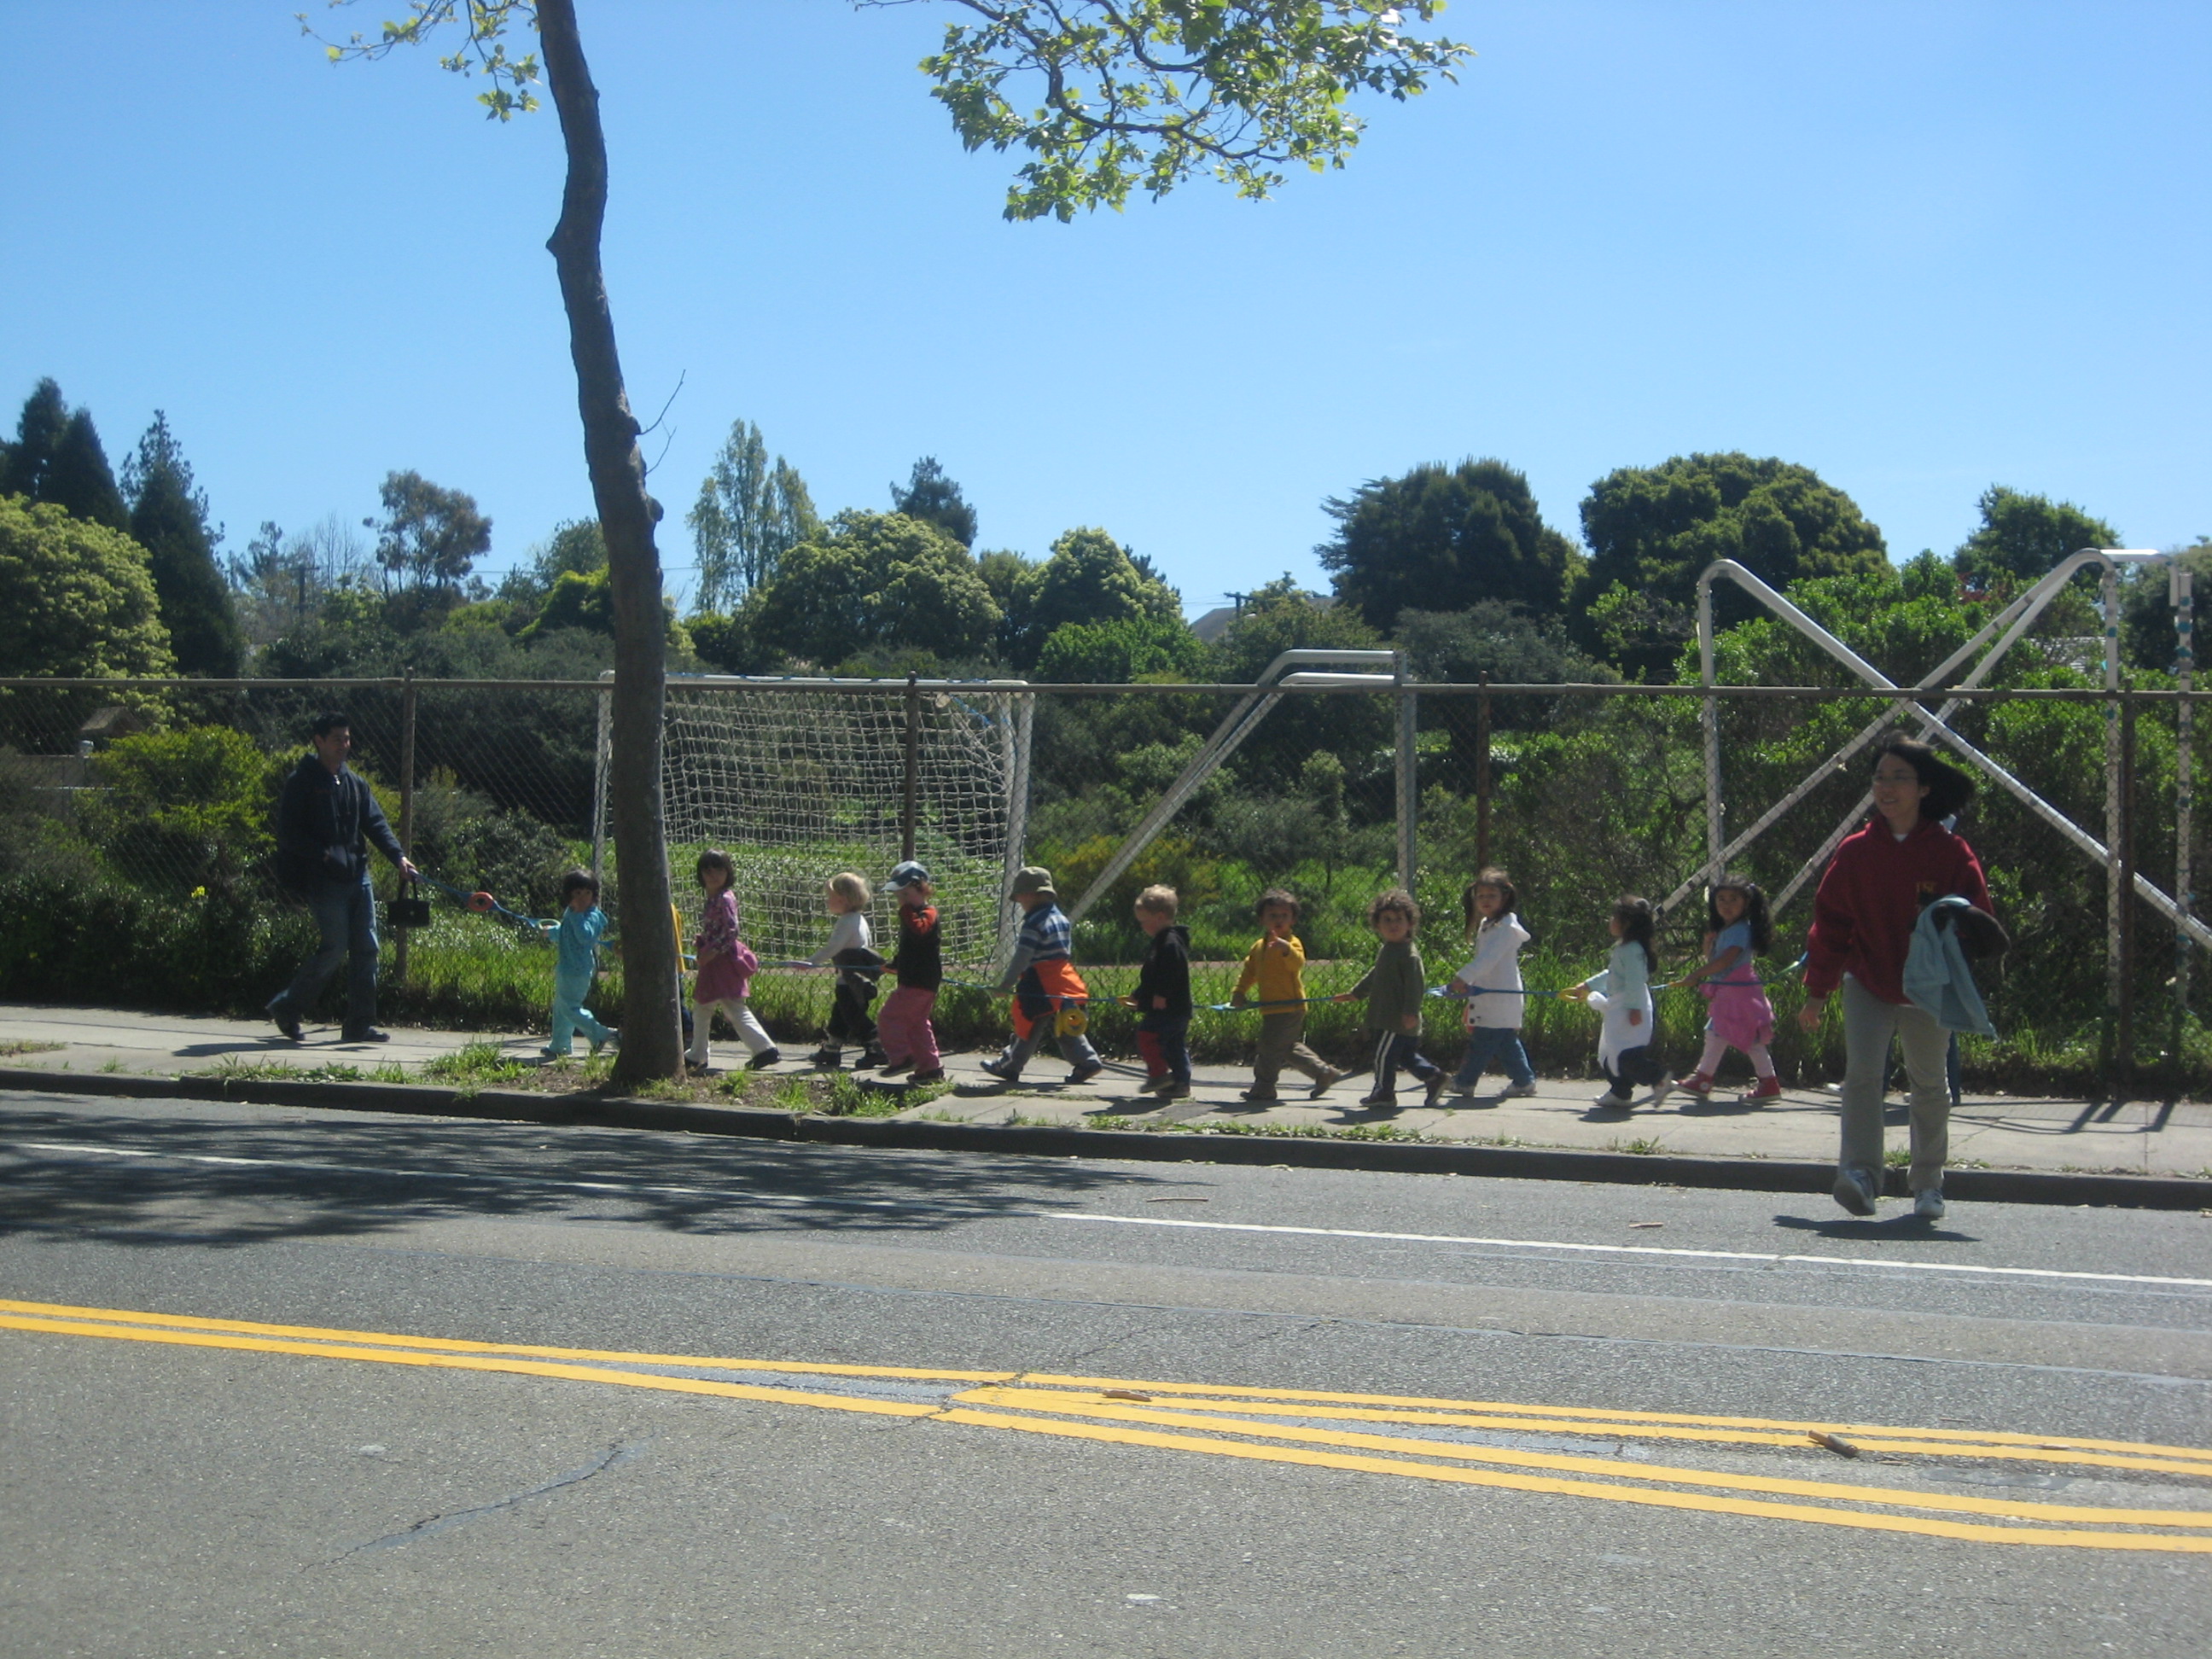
267,712,418,1043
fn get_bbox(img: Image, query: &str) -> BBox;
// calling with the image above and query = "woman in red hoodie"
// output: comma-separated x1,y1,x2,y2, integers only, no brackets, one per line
1799,736,1991,1221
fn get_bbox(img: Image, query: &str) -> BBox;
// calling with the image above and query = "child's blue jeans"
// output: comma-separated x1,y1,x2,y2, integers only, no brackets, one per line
1452,1026,1534,1090
548,970,614,1056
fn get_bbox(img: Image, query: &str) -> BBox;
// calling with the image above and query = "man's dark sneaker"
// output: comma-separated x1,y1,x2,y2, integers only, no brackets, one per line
1423,1072,1448,1108
1359,1091,1396,1109
855,1047,890,1071
876,1057,915,1078
342,1027,391,1044
271,1004,303,1043
1157,1081,1192,1101
979,1057,1018,1082
748,1048,781,1069
1066,1062,1104,1086
1240,1088,1281,1104
908,1068,946,1084
810,1046,841,1068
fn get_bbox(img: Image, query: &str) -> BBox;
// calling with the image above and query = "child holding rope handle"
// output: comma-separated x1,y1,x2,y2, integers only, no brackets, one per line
1671,874,1781,1103
1441,867,1537,1098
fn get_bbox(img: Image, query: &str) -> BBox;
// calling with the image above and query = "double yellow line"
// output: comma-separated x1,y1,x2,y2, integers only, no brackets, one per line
8,1297,2210,1552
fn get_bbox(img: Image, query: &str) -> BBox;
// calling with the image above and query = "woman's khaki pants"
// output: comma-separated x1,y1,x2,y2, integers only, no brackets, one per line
1839,975,1952,1195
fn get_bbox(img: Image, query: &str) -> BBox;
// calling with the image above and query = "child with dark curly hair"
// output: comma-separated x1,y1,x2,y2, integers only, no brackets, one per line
1337,888,1445,1110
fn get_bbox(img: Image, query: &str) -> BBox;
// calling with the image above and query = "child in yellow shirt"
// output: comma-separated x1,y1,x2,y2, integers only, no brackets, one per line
1230,888,1346,1103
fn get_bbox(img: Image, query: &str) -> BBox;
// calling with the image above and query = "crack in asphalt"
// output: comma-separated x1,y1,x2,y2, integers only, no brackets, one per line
338,1437,650,1557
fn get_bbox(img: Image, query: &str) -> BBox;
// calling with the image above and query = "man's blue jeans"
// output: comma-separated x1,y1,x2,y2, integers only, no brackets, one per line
271,877,379,1033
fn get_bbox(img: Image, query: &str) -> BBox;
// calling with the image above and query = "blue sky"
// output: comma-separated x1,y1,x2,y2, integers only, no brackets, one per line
5,2,2207,616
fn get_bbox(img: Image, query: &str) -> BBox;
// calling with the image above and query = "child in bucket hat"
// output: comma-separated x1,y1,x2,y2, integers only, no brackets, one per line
981,866,1103,1086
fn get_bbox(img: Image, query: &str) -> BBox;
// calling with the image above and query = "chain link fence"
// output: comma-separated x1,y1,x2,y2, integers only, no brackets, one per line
1,674,2202,1095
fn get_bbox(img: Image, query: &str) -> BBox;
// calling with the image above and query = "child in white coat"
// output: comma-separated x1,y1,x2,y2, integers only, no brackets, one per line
1441,867,1536,1097
1567,894,1666,1109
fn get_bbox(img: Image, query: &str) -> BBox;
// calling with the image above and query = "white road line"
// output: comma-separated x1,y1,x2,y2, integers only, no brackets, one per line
1043,1212,2212,1291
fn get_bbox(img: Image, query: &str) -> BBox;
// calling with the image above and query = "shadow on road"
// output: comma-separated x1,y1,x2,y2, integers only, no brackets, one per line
0,1101,1155,1252
1770,1213,1979,1244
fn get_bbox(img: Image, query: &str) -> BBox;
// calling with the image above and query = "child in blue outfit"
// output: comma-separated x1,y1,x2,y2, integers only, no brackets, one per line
542,868,618,1059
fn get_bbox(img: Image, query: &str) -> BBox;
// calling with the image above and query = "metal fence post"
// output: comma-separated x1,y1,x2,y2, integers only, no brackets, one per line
902,672,920,862
2117,690,2137,1102
395,671,416,987
1394,652,1417,895
2174,567,2195,1093
590,673,612,883
1476,671,1493,873
2102,568,2125,1095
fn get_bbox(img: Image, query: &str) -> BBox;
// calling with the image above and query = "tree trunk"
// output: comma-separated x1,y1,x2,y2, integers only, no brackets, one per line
538,0,683,1083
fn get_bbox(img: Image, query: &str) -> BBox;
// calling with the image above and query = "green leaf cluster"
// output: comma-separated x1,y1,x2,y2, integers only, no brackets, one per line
1320,458,1582,632
1577,452,1891,678
0,494,176,680
746,510,1003,667
916,0,1473,220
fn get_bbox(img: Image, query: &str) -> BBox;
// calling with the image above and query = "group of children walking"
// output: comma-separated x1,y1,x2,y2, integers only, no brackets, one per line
544,848,1786,1110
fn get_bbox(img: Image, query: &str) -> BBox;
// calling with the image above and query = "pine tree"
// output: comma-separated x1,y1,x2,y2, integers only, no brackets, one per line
3,381,131,531
1,379,69,499
48,410,130,531
123,411,243,677
891,456,977,548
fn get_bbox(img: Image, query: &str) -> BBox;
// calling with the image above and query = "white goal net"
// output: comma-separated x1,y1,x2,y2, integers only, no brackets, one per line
595,676,1032,972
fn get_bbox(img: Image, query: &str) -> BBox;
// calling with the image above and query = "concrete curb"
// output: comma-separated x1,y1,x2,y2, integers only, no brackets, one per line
5,1066,2209,1211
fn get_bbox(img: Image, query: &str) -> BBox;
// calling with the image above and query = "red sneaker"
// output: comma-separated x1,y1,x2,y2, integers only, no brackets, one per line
1740,1076,1784,1104
1674,1072,1715,1096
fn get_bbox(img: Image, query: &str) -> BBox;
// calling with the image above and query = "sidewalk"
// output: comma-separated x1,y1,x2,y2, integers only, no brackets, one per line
4,1003,2206,1180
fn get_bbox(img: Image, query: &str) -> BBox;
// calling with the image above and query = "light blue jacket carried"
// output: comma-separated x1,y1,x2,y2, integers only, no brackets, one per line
1902,895,1994,1037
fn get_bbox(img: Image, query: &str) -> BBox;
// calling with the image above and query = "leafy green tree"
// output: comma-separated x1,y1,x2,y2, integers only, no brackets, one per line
1576,452,1889,677
2122,538,2210,672
230,515,376,652
122,413,242,678
1951,486,2119,592
1208,575,1381,680
81,725,276,895
1035,612,1208,682
687,419,818,611
686,608,775,675
1320,458,1581,631
498,516,605,604
1396,602,1610,790
1207,578,1390,787
1011,527,1179,667
0,494,176,678
891,456,976,548
976,549,1040,661
748,511,1001,666
369,469,492,600
319,0,1471,1083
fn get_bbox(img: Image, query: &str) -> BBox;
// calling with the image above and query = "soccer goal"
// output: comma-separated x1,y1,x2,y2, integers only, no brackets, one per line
592,675,1033,970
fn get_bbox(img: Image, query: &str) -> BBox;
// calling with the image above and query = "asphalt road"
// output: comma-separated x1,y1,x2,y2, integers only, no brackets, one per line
3,1087,2209,1658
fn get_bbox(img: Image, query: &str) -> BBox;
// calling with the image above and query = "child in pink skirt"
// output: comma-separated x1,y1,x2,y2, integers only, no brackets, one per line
1673,875,1780,1103
688,848,777,1071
